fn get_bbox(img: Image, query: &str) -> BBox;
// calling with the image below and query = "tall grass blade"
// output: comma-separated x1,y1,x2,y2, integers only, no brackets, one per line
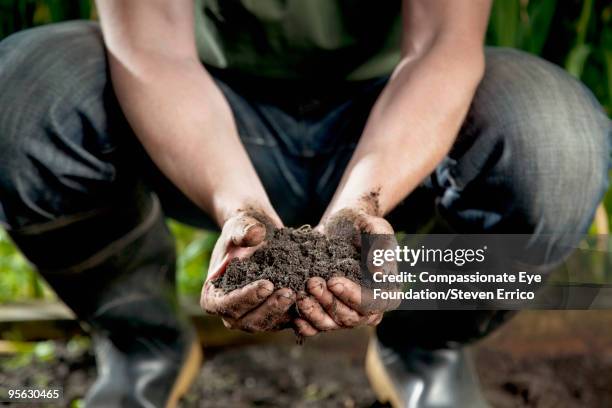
525,0,557,54
490,0,520,47
566,43,592,78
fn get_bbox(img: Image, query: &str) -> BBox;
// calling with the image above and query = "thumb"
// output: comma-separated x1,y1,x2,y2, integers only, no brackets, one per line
229,215,267,248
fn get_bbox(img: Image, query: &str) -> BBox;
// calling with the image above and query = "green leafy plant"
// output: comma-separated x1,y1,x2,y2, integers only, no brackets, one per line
170,221,218,297
488,0,557,55
0,229,51,302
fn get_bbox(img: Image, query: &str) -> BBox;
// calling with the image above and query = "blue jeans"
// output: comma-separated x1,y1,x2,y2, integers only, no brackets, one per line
1,22,610,347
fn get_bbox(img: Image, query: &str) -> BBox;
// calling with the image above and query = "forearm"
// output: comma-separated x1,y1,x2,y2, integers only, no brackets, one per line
324,43,484,218
106,52,273,226
95,0,274,226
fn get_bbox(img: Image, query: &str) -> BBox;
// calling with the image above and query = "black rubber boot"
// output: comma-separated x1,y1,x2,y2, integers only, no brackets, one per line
365,337,490,408
8,191,202,408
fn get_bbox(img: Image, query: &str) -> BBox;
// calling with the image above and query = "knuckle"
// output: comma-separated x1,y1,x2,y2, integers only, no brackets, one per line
339,314,361,327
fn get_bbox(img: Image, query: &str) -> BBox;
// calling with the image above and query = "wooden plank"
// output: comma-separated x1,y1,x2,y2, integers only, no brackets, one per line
0,296,205,323
0,301,74,322
0,298,278,347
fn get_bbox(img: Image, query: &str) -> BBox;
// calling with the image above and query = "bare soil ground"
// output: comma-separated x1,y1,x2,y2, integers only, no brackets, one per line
2,311,612,407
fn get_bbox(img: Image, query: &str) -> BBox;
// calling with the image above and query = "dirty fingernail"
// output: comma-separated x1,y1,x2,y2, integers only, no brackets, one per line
330,283,344,295
308,281,324,296
257,285,272,299
277,293,294,305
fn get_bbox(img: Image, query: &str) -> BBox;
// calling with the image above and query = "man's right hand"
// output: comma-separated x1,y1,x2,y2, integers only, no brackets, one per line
200,209,297,332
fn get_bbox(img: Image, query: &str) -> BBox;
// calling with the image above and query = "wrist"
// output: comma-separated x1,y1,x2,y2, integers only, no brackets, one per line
211,193,279,228
324,189,382,221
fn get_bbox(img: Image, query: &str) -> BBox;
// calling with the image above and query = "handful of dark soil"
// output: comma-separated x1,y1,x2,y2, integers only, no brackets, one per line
213,226,362,293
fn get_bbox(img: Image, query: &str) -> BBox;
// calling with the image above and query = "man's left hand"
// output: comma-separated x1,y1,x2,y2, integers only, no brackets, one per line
294,209,399,337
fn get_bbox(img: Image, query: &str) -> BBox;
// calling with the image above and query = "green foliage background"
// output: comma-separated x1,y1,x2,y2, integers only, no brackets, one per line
0,0,611,302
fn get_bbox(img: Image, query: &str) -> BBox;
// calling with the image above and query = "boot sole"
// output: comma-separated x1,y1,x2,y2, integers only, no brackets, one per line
365,337,403,408
166,338,203,408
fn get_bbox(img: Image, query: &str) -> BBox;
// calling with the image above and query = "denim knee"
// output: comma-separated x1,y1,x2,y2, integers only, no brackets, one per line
437,48,610,237
489,49,609,234
0,22,124,229
508,120,609,236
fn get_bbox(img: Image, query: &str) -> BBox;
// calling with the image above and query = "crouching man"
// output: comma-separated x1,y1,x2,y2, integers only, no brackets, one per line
0,0,609,407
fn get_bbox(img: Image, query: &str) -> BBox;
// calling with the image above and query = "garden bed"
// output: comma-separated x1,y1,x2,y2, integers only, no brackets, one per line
2,311,612,407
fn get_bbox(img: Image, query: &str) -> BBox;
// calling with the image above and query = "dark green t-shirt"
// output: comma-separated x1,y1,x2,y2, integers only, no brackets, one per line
195,0,402,80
